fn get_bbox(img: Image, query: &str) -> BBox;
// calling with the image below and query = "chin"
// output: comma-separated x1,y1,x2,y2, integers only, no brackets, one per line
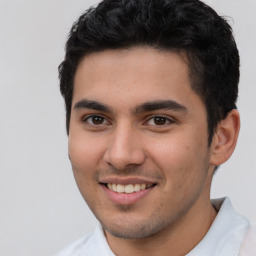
101,216,172,240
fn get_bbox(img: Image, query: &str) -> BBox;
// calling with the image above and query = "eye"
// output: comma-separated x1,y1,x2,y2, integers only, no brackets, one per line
146,116,173,126
83,115,109,126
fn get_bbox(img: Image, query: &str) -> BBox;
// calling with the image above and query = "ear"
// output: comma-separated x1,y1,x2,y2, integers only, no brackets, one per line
210,109,240,166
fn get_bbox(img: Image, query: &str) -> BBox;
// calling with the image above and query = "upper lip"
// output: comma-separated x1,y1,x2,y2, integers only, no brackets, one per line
99,177,158,185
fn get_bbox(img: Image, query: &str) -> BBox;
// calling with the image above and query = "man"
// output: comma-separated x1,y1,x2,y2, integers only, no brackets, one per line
56,0,255,255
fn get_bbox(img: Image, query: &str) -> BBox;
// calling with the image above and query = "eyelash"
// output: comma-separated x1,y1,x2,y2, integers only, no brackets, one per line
82,115,110,126
82,114,175,127
145,115,174,126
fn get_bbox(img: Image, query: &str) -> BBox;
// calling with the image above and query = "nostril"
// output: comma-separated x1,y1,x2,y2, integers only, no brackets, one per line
103,149,146,170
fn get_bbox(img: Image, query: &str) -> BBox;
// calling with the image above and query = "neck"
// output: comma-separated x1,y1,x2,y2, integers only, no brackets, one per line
105,196,217,256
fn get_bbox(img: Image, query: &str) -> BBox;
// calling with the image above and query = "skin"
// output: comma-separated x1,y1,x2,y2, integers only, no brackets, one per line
68,47,240,256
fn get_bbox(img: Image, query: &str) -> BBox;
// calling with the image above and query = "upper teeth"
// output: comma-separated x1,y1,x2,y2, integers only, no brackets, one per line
107,183,149,193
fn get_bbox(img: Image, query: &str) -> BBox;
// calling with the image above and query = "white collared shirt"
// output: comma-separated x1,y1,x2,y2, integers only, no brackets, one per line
55,198,251,256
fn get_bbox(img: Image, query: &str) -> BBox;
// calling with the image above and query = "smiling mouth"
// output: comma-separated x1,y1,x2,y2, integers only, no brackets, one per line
103,183,156,194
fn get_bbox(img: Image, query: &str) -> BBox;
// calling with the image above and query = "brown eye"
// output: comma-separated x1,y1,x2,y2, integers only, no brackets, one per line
84,115,108,125
153,116,167,125
146,115,173,126
91,116,104,125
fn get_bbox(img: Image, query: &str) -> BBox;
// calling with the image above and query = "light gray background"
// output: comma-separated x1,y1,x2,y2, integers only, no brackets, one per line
0,0,255,255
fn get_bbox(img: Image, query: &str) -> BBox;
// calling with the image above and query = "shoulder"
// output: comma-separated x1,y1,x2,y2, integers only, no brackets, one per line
55,224,115,256
55,231,95,256
238,224,256,256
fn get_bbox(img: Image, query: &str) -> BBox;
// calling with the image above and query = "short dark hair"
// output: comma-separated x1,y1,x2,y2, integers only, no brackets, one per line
59,0,239,145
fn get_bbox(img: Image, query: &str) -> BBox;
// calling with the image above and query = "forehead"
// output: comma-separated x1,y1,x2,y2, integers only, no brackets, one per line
73,47,204,113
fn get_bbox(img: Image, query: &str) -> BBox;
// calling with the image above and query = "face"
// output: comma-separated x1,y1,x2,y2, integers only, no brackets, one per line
69,47,215,239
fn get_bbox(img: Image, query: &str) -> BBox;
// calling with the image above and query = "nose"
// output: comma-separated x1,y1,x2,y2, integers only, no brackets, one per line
103,125,146,170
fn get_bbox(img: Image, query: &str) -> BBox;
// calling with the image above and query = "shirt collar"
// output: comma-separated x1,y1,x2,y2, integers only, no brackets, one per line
96,197,249,256
187,197,249,256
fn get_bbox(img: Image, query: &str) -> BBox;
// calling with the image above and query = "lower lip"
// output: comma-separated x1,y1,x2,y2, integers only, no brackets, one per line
101,185,155,205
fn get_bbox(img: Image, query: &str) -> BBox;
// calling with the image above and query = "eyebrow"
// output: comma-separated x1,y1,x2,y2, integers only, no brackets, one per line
73,98,187,114
73,99,111,113
134,100,187,114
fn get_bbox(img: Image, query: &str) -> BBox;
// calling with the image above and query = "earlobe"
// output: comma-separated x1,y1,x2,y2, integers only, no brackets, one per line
210,109,240,166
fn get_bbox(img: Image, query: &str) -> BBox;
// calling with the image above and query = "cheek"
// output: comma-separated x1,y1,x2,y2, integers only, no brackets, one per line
68,131,105,169
68,135,99,198
149,135,198,168
148,132,208,186
68,137,99,194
